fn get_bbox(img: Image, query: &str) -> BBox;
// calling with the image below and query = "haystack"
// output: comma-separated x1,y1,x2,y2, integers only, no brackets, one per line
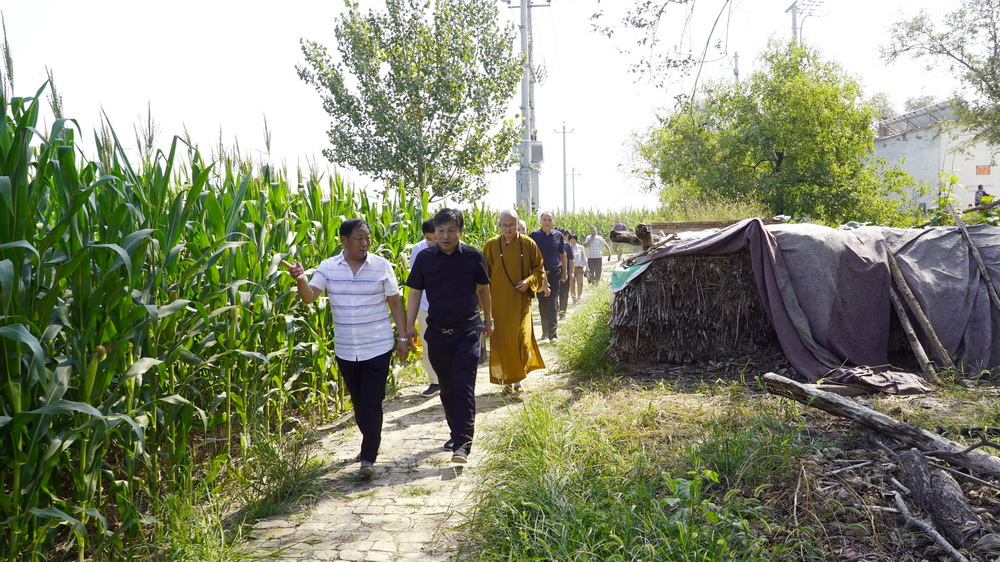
609,250,779,364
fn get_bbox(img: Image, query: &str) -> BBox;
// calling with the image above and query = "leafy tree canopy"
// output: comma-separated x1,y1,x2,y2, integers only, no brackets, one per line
883,0,1000,147
904,95,939,113
298,0,522,202
638,41,916,225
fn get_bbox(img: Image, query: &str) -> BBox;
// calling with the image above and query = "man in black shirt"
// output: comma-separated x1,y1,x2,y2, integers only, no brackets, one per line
529,211,567,342
406,208,493,464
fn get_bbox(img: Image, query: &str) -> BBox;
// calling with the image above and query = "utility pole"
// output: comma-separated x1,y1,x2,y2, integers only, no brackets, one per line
568,168,581,213
785,0,823,41
554,122,574,213
510,0,550,213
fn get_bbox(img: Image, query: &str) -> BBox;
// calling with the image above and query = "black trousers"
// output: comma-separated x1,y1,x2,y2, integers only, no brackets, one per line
424,326,481,454
336,350,392,463
537,267,562,339
558,270,571,314
588,258,603,284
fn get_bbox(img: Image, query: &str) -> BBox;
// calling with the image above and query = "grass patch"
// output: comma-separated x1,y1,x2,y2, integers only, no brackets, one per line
466,387,821,560
135,426,325,559
556,287,620,378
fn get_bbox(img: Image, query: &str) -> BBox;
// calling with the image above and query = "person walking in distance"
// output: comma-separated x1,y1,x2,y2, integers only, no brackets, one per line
582,226,610,284
976,184,991,207
483,210,547,395
612,217,628,262
409,219,441,397
568,234,585,303
529,211,566,343
556,227,574,318
284,219,410,478
406,208,493,464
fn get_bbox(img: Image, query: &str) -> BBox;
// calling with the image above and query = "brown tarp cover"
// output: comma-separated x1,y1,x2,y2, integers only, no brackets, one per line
633,218,1000,387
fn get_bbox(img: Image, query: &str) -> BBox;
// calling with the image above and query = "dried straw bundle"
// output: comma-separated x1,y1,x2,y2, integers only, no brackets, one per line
609,251,779,364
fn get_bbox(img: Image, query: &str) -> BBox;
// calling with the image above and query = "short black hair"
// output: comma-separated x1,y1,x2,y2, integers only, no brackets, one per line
568,234,578,241
433,208,464,230
421,218,435,234
340,218,368,238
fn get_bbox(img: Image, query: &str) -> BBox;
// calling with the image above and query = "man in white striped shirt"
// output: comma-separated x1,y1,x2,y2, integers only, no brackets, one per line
582,226,610,284
285,219,410,478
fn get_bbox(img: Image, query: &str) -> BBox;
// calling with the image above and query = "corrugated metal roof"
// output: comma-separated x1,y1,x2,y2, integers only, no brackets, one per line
876,101,955,139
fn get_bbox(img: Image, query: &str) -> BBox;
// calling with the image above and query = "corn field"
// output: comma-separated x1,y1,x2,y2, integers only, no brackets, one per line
0,83,497,559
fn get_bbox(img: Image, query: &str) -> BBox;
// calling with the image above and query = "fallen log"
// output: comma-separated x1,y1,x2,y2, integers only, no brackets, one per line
763,373,1000,478
898,448,986,550
608,224,665,249
891,491,969,562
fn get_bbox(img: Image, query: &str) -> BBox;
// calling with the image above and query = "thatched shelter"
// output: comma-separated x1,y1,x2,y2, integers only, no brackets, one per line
610,250,780,364
610,218,1000,390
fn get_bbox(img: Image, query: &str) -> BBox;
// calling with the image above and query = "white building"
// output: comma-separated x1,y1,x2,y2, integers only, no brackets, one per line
875,102,996,209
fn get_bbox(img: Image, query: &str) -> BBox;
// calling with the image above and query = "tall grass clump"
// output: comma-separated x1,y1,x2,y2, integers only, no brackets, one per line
0,73,497,559
555,287,619,378
466,396,802,560
658,195,773,223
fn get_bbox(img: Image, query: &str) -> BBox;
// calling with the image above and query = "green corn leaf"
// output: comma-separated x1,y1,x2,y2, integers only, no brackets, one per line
121,357,163,384
0,324,45,386
0,239,40,260
0,258,12,310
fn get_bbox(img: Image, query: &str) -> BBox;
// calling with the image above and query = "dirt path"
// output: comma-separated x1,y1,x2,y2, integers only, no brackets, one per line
250,258,621,561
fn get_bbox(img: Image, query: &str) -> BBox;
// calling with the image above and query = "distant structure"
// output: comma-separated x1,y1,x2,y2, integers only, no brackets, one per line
875,101,997,209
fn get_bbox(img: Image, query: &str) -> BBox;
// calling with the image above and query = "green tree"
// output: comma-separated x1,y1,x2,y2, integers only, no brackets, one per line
298,0,522,202
883,0,1000,146
870,92,897,120
640,41,915,224
904,95,939,113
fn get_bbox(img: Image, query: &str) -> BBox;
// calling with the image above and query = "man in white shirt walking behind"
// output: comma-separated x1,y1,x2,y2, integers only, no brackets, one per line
409,219,441,397
582,226,611,284
285,219,411,478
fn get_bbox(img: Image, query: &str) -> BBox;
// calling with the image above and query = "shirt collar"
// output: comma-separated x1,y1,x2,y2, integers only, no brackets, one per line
333,251,373,267
431,242,465,255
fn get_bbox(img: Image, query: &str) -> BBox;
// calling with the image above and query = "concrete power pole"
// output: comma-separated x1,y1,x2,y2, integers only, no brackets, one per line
568,168,581,213
513,0,550,213
555,122,574,213
785,0,823,41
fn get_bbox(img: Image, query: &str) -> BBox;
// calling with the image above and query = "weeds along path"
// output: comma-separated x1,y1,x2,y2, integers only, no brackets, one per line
251,258,619,560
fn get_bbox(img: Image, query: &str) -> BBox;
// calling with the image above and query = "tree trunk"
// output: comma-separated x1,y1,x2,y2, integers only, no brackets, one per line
763,373,1000,478
898,448,985,549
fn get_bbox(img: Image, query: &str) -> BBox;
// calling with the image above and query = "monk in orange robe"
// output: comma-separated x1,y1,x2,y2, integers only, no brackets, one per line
483,210,548,393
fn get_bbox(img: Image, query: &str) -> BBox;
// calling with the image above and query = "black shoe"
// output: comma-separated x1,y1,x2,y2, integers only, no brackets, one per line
443,439,455,451
421,384,440,397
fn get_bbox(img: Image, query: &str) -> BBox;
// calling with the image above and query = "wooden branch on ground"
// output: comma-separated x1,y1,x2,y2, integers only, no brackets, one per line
763,373,1000,478
886,251,957,373
899,448,985,549
891,491,970,562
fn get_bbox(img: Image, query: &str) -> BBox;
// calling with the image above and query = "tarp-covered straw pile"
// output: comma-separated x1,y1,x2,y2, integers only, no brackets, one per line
609,250,779,364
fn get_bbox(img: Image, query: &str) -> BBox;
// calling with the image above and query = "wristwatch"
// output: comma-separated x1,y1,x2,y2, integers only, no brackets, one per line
397,337,410,342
